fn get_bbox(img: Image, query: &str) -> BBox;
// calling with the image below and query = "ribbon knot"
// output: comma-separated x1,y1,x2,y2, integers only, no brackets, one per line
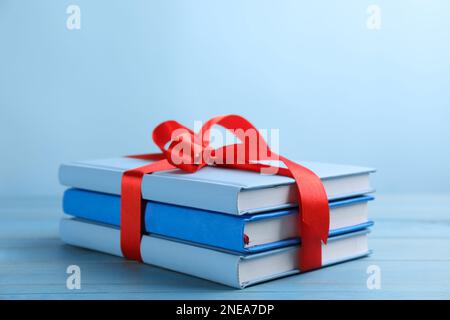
121,114,330,272
165,132,205,173
151,115,273,172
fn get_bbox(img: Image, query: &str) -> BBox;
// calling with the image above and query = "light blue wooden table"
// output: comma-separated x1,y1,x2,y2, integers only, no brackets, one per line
1,194,449,299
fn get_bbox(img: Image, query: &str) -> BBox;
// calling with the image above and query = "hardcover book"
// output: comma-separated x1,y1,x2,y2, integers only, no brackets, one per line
60,218,371,289
63,188,374,253
59,157,375,215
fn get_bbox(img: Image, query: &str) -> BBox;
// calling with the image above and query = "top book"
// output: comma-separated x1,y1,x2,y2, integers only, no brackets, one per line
59,157,375,215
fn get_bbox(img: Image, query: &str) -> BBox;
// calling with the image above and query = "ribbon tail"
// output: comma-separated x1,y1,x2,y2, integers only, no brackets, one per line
300,223,323,271
280,156,330,271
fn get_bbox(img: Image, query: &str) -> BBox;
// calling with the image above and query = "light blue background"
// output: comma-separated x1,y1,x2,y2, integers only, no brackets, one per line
1,0,449,197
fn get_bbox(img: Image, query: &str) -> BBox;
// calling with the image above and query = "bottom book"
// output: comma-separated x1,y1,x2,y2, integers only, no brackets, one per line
60,218,371,289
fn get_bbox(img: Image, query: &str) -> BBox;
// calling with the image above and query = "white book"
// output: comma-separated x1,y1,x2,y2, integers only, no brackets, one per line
59,157,375,215
60,218,371,289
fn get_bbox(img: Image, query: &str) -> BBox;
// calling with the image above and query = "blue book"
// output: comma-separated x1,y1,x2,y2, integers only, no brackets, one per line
63,188,374,253
59,157,375,215
60,218,372,289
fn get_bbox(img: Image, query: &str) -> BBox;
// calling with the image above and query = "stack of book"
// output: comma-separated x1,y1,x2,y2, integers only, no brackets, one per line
59,156,375,288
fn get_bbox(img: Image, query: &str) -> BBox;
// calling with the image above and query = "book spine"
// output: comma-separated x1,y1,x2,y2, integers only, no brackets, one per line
141,174,241,214
147,201,246,252
59,164,123,195
63,188,122,226
59,164,242,215
60,218,242,288
63,188,247,252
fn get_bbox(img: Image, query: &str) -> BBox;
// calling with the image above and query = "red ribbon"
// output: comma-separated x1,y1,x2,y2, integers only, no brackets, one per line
120,115,329,271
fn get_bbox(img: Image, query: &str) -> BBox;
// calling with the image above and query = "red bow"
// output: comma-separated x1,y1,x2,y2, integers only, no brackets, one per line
120,114,329,271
